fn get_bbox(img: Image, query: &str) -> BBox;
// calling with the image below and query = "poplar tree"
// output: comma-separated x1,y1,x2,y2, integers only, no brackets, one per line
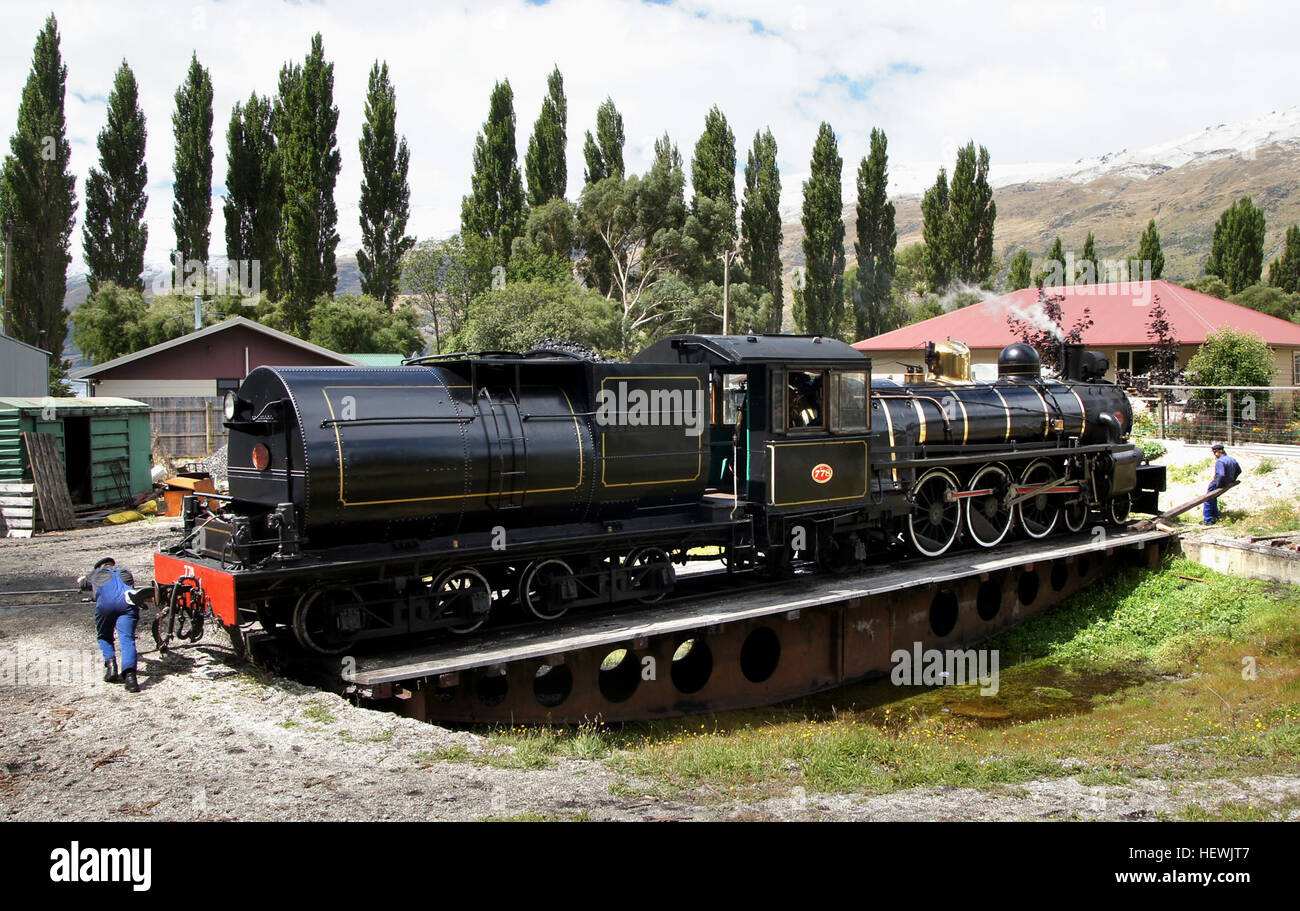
582,97,624,183
223,93,281,299
1078,231,1099,284
461,80,526,266
1006,249,1033,290
796,122,845,336
172,52,213,287
0,14,77,388
357,61,414,306
689,105,737,281
84,61,148,292
579,97,624,294
1136,218,1164,280
1037,236,1065,287
740,129,783,332
1206,196,1266,293
948,141,995,285
525,66,567,206
276,33,341,333
1268,224,1300,293
853,127,896,339
920,169,950,291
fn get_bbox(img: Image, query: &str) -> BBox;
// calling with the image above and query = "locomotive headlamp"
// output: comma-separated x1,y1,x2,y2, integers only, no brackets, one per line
224,392,242,421
251,443,271,471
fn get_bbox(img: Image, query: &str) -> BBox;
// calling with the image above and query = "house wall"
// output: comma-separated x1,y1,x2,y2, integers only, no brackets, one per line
94,379,215,398
0,336,50,397
861,344,1300,390
88,324,345,384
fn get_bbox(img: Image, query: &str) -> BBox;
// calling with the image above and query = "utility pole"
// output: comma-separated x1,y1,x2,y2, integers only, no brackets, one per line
2,220,13,337
722,243,740,335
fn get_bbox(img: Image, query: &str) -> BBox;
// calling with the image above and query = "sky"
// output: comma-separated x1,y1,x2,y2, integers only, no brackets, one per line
1,0,1297,274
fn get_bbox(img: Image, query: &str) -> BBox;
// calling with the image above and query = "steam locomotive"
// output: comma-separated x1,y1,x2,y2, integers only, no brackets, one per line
153,334,1164,655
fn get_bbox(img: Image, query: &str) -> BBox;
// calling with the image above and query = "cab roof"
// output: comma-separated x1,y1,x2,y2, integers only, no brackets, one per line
634,334,869,366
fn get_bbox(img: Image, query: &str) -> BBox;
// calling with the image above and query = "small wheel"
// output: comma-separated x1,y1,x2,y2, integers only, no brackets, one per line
1107,493,1132,526
434,568,494,635
906,468,961,557
520,559,575,620
623,547,675,603
1017,459,1060,540
1062,497,1089,533
292,588,362,655
964,463,1013,548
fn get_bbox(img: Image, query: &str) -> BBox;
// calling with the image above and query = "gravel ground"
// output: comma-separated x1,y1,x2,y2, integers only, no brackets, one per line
2,491,1298,822
1145,439,1300,521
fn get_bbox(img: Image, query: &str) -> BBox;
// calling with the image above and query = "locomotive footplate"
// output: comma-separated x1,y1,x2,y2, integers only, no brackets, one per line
333,527,1175,724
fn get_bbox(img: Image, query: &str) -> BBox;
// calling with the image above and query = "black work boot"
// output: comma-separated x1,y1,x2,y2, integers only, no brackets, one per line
103,659,119,683
122,668,140,693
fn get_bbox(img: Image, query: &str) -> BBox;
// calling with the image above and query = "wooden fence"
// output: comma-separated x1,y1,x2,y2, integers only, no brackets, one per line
132,396,226,459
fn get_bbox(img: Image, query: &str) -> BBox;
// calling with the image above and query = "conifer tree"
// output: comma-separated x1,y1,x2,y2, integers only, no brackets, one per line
275,33,341,333
853,127,896,339
357,61,414,306
172,52,213,288
83,61,147,292
740,129,782,332
525,66,567,207
1206,196,1266,293
796,122,845,336
461,80,526,266
224,93,281,299
0,14,77,387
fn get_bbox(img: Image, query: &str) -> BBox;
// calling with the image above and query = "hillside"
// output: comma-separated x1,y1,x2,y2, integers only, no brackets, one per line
780,109,1300,306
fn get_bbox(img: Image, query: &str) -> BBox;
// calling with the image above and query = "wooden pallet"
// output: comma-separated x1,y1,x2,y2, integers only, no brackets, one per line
21,432,76,532
0,482,37,538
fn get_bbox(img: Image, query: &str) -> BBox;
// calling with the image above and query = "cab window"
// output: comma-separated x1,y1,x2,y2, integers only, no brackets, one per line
834,370,869,432
787,370,825,429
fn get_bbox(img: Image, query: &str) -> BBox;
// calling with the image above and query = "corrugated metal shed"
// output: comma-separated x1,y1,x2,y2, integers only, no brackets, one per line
0,334,52,397
0,397,152,508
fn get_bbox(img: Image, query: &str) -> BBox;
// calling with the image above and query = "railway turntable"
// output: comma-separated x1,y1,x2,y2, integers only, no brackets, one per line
316,527,1175,724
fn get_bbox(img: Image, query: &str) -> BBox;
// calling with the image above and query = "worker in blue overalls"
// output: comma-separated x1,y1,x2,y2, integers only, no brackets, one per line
77,557,141,692
1203,443,1242,525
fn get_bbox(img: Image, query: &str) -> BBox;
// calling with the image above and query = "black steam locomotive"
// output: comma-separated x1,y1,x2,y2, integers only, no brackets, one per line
154,334,1164,655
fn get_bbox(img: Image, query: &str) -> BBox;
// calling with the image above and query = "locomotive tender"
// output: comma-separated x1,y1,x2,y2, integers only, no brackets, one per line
154,334,1164,655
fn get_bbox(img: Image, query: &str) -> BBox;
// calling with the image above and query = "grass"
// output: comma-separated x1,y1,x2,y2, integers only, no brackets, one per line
1255,458,1278,475
1205,499,1300,538
580,555,1299,801
1167,459,1213,485
413,555,1300,811
302,703,337,725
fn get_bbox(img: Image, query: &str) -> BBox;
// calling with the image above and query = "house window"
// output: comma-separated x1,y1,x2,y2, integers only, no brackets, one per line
216,378,241,396
1116,350,1152,374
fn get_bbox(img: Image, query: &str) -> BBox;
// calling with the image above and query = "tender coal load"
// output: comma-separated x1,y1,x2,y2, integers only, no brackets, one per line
529,338,609,361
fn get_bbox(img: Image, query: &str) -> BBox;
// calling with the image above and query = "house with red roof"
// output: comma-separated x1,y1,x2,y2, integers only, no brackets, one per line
854,280,1300,387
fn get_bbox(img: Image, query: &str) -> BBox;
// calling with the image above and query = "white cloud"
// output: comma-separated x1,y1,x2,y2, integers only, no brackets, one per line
0,0,1296,274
